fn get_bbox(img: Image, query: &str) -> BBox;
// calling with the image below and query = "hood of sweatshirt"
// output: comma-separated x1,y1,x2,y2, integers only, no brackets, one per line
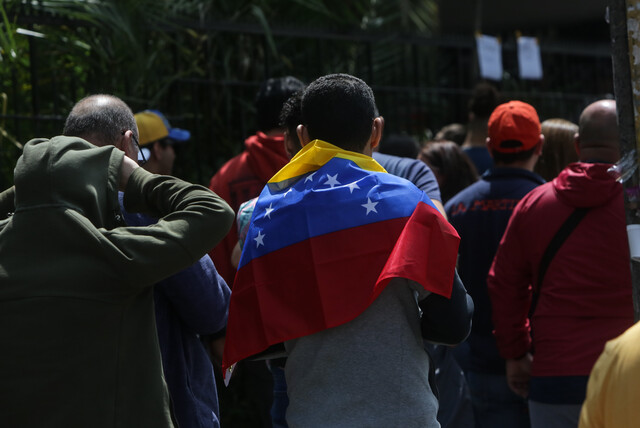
13,136,124,229
552,162,621,209
244,131,289,184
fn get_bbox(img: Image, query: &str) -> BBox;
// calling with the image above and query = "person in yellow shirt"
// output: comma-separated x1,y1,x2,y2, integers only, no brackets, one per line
579,321,640,428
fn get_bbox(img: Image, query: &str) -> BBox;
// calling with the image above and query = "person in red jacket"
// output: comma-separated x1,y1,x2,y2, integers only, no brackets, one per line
209,76,305,286
208,76,304,428
487,99,634,428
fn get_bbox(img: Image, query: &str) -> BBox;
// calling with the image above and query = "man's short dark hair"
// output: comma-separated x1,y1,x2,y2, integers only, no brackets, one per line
435,123,467,146
468,82,500,121
279,89,305,138
63,94,137,146
256,76,305,132
301,74,377,152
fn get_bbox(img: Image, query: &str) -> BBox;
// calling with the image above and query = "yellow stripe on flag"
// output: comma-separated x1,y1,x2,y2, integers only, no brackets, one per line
268,140,386,185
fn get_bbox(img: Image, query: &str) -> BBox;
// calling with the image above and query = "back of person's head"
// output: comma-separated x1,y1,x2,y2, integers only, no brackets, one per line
577,99,620,163
63,94,137,146
379,134,420,158
256,76,305,132
535,118,579,181
487,100,542,164
468,82,501,122
301,73,377,152
279,90,305,141
418,141,478,203
279,89,305,157
435,123,467,146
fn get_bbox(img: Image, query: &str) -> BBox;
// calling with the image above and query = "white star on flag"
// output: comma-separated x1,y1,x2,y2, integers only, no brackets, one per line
264,203,275,219
254,230,265,248
324,174,341,188
347,181,360,193
362,198,379,215
283,188,293,197
305,172,316,183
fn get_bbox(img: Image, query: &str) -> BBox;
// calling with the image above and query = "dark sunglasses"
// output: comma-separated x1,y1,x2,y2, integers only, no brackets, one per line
132,133,148,166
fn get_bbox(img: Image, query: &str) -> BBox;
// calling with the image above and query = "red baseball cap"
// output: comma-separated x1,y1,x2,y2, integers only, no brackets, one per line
488,101,541,153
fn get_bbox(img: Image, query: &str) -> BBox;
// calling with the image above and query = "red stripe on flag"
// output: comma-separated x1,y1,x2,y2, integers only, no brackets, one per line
377,201,459,299
224,217,408,366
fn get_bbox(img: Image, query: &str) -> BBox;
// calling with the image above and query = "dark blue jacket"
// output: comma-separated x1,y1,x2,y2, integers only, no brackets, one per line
445,168,544,373
119,194,231,428
462,147,493,176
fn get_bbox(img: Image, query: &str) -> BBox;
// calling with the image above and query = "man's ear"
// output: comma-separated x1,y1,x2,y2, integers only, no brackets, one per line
535,134,545,156
485,137,495,159
297,124,311,147
573,133,581,158
370,116,384,150
284,131,301,159
118,130,139,162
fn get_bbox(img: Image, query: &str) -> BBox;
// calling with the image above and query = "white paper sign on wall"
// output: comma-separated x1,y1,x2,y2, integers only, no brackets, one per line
517,36,543,80
476,34,503,81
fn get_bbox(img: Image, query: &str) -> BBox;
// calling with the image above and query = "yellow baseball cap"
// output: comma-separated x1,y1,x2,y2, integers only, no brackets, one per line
134,110,191,146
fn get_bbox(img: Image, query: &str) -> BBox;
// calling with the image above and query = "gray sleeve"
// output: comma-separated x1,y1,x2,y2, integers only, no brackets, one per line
405,160,442,202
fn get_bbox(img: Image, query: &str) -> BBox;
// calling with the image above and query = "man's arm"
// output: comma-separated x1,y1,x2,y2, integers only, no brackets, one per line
506,353,533,398
487,211,533,360
432,199,446,219
119,155,139,191
404,158,442,203
119,186,232,336
418,270,474,345
398,156,447,218
487,204,534,397
106,167,235,287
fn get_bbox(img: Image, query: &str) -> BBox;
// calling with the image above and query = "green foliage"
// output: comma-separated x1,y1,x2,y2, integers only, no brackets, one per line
0,0,611,190
0,3,27,188
0,0,443,188
0,3,18,63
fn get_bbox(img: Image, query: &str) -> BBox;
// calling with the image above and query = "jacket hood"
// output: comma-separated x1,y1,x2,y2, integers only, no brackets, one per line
552,162,621,208
244,131,289,183
14,136,124,229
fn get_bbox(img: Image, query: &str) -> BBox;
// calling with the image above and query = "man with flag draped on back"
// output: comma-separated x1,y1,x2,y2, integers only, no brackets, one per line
223,74,474,428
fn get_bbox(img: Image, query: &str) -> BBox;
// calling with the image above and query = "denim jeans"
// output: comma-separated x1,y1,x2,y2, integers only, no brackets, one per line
467,371,531,428
269,364,289,428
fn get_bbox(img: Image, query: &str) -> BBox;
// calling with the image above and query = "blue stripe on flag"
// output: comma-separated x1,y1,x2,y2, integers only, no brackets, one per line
238,157,433,269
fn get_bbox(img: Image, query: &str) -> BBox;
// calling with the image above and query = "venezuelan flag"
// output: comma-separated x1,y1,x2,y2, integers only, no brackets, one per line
222,140,460,374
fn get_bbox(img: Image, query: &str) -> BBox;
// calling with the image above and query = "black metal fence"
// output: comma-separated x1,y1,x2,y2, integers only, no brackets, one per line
1,11,614,188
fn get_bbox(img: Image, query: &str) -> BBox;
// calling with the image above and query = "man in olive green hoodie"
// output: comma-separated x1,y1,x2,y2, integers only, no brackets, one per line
0,95,234,428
